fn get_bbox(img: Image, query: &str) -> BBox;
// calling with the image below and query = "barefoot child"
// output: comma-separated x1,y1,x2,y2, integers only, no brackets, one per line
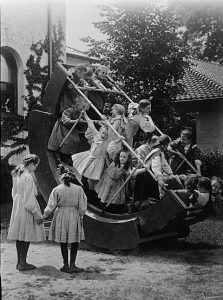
42,172,87,273
7,154,45,271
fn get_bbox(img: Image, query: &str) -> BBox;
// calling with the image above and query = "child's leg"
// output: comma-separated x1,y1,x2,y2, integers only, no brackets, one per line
16,240,22,269
18,241,36,271
70,243,83,273
60,243,69,273
70,242,78,266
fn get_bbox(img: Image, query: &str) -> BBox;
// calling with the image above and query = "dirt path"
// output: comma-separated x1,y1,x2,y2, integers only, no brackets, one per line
1,239,223,300
1,202,223,299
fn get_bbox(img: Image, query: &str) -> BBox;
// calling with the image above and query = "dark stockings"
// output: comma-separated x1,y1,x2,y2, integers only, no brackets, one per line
16,241,36,271
60,243,68,266
20,241,30,261
16,241,30,264
70,243,79,267
60,242,79,267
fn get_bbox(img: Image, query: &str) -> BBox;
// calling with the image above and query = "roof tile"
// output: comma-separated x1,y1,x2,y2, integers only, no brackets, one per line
176,59,223,101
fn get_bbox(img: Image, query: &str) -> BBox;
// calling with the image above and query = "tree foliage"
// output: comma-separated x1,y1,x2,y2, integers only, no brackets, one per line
24,22,64,117
82,1,190,136
170,0,223,64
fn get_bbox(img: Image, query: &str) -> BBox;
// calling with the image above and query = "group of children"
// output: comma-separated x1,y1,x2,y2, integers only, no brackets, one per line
8,64,223,274
46,63,221,212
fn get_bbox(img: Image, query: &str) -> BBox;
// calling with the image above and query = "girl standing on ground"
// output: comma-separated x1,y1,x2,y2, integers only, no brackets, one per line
7,154,45,271
42,172,87,273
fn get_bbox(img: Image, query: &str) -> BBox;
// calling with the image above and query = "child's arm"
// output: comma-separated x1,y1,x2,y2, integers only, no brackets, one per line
11,176,17,200
77,186,87,218
162,153,173,177
24,175,42,221
111,119,121,132
42,188,58,219
82,111,98,135
139,115,156,133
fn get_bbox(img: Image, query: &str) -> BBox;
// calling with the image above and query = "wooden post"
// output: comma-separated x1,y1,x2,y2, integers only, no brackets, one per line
47,0,52,79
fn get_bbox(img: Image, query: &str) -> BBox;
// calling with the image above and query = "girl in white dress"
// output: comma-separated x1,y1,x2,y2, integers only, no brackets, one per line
7,154,45,271
72,112,112,188
42,172,87,273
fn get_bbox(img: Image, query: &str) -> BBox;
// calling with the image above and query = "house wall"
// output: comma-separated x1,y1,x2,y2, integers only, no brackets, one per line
1,0,66,116
196,102,223,149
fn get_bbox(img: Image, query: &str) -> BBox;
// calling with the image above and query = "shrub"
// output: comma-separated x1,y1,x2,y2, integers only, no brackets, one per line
201,148,223,179
0,157,14,203
1,115,27,144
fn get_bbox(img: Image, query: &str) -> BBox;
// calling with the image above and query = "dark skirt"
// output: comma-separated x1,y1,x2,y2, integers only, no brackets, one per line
48,119,80,154
133,172,160,202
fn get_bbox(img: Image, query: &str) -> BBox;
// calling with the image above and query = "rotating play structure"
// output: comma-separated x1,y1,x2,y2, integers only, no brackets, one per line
28,63,209,250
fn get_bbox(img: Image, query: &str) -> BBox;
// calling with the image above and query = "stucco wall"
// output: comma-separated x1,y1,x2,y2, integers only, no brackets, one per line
196,102,223,149
1,0,66,115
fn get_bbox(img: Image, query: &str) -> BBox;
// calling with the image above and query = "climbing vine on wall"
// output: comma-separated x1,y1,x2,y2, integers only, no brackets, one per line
24,22,64,118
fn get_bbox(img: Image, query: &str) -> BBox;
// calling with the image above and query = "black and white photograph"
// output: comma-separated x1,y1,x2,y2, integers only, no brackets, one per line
1,0,223,299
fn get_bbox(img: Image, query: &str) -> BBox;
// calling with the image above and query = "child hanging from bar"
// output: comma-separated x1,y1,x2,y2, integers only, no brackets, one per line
48,98,90,164
149,134,183,194
71,111,121,189
94,65,113,89
60,64,88,114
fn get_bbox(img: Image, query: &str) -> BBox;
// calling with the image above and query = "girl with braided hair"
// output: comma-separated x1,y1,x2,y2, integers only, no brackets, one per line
7,154,46,271
42,171,87,273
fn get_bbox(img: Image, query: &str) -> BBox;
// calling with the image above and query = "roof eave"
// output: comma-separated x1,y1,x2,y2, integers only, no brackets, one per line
174,96,223,113
66,52,99,62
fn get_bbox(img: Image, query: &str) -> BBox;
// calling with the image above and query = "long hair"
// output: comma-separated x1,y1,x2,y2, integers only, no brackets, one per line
11,154,40,177
114,149,132,171
60,172,74,187
57,164,78,186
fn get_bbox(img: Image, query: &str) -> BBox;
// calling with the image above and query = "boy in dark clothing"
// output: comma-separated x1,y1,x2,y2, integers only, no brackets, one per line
169,129,202,176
